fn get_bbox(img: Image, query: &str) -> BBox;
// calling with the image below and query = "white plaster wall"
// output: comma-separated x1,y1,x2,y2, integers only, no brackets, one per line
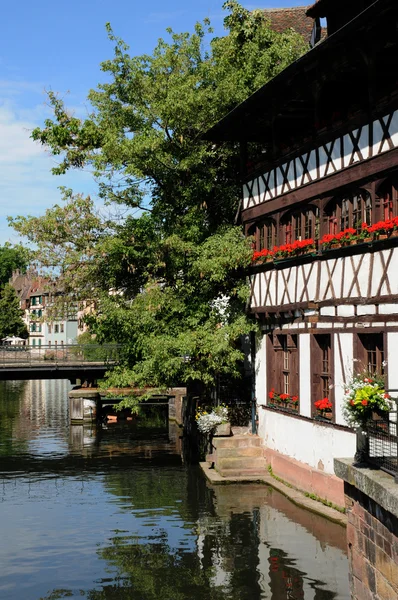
262,410,355,474
255,333,267,407
251,248,398,310
333,333,353,426
299,334,311,418
387,333,398,393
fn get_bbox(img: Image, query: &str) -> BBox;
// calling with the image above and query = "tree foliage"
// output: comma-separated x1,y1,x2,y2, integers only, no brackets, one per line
0,284,28,340
10,2,307,390
0,243,30,288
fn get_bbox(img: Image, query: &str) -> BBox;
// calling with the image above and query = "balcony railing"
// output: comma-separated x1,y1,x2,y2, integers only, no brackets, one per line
360,392,398,483
0,344,122,368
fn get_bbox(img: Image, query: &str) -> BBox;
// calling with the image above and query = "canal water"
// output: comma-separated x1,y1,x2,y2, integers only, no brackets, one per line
0,380,350,599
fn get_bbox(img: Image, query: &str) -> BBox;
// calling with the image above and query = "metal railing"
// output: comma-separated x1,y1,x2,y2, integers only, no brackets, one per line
0,344,122,368
363,392,398,482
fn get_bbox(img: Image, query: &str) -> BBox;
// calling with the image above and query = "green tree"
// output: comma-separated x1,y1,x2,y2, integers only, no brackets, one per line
9,2,307,391
0,284,28,339
0,243,30,288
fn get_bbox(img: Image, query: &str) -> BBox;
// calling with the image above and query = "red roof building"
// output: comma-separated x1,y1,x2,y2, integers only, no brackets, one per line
264,6,315,43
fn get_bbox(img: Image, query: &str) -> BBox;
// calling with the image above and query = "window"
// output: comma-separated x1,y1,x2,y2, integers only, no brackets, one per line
55,341,58,347
326,190,372,233
54,324,59,333
249,218,277,251
282,206,319,243
61,341,64,347
60,324,64,333
311,335,333,421
267,334,299,413
32,339,36,347
38,339,41,347
48,341,51,348
357,334,385,376
48,324,52,334
376,178,398,220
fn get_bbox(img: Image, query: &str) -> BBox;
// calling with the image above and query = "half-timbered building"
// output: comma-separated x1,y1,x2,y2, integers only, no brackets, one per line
205,0,398,505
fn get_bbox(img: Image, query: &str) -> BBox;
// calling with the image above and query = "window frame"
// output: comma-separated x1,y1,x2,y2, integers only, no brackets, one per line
311,334,334,422
267,333,299,414
249,218,277,251
325,189,372,234
282,205,319,244
356,333,385,378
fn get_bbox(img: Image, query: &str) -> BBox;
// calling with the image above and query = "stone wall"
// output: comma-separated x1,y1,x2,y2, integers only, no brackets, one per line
335,459,398,600
168,387,186,425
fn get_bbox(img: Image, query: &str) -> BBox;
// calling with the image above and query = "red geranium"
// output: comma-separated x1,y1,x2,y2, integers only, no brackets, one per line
314,398,333,411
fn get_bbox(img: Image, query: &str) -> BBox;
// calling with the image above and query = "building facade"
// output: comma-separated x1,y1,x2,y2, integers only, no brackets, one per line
10,271,78,348
206,0,398,505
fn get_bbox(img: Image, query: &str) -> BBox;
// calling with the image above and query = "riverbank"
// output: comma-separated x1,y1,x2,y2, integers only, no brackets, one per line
200,461,347,528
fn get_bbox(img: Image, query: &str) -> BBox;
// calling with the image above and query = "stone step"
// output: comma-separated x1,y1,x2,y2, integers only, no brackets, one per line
216,467,267,478
216,446,263,459
212,435,262,449
216,457,266,471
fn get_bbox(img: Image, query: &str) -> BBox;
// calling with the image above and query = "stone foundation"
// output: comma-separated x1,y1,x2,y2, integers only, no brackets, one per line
265,447,345,508
168,387,186,425
335,458,398,600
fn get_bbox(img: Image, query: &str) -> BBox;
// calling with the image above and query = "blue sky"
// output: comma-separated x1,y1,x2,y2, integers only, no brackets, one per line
0,0,307,244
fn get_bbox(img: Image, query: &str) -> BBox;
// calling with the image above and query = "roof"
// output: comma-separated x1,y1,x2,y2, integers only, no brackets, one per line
264,6,314,42
203,0,392,144
306,0,328,18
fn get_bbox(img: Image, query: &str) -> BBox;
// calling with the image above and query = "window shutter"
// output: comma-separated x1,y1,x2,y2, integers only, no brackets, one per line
354,334,368,372
273,334,283,350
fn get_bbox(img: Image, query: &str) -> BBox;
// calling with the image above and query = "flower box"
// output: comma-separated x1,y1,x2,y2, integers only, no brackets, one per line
214,422,231,436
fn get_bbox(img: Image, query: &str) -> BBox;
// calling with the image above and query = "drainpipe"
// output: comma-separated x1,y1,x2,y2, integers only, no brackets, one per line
250,330,257,435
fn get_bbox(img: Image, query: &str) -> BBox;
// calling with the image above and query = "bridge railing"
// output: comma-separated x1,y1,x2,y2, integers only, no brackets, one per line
0,344,123,368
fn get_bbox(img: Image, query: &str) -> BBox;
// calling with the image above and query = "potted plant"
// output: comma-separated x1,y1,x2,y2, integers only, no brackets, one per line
196,404,230,436
268,389,299,411
342,372,392,427
314,397,333,420
253,249,274,264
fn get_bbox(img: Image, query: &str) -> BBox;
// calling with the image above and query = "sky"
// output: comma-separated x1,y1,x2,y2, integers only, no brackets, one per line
0,0,308,244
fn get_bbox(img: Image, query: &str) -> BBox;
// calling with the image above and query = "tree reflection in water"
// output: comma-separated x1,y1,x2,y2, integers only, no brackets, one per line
0,380,348,600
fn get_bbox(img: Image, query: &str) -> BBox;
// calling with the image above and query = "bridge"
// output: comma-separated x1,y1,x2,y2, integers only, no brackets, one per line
0,344,121,381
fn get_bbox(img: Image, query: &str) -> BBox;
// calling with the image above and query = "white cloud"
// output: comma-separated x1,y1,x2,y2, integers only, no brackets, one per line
0,105,43,163
0,82,97,245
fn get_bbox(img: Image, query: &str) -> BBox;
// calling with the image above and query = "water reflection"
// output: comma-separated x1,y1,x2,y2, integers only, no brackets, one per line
0,380,349,599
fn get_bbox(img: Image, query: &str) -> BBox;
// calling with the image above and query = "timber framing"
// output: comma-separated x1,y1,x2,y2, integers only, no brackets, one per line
206,0,398,466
